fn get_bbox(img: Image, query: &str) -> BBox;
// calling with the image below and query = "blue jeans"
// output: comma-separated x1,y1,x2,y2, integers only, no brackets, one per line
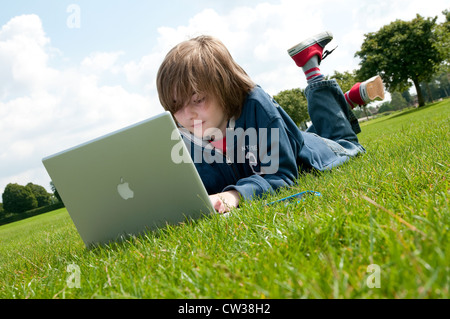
303,79,365,159
305,79,361,144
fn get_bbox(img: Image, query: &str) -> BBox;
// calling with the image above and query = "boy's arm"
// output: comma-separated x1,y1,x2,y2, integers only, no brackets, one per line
209,190,240,214
222,116,299,202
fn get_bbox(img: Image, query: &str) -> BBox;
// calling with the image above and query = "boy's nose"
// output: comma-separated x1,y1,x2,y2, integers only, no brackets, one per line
183,104,197,119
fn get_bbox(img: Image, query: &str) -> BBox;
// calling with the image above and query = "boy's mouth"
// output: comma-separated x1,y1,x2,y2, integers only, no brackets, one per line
192,121,205,129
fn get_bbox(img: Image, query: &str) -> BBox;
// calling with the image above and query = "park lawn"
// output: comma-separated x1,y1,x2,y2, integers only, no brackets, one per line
0,99,449,299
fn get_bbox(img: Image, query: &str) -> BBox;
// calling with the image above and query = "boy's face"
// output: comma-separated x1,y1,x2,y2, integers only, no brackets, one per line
174,93,228,140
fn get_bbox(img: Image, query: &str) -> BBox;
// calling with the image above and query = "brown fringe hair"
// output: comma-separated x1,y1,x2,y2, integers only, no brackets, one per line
156,35,255,120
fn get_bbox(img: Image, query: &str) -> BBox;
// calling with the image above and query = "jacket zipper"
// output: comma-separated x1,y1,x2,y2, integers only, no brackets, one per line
225,154,239,180
215,149,238,181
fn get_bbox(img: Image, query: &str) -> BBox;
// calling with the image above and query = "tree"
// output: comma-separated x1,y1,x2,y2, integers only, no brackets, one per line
435,71,450,98
273,88,309,128
327,70,358,93
390,92,408,110
355,14,444,107
26,183,52,207
378,101,394,114
1,182,53,214
420,70,450,102
50,181,63,204
2,183,38,214
401,90,414,107
435,9,450,74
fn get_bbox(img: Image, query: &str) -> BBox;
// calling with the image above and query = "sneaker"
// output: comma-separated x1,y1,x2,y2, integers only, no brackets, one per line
345,75,385,109
362,75,385,102
288,31,335,67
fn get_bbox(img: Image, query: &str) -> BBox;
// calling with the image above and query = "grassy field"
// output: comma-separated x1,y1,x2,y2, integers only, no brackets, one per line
0,99,449,299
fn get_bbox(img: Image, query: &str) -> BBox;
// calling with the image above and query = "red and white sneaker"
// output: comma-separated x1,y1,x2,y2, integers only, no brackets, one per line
345,75,385,109
288,31,335,68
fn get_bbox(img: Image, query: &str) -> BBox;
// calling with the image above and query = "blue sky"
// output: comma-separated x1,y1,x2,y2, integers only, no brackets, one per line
1,1,266,65
0,0,448,195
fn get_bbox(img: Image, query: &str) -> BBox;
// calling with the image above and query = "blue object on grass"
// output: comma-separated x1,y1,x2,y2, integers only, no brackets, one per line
265,191,322,206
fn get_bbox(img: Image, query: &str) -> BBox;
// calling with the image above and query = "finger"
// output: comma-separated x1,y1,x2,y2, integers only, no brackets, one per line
216,200,228,214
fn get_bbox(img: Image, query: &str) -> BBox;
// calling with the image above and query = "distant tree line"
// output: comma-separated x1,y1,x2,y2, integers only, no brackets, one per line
0,182,63,217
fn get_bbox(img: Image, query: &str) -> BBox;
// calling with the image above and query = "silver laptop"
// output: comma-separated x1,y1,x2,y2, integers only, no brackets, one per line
42,111,214,247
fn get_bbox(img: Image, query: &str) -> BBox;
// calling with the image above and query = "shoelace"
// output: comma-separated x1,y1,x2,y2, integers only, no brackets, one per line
322,45,338,62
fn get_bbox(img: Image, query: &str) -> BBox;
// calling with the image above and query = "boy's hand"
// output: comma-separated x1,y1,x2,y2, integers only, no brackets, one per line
209,190,240,214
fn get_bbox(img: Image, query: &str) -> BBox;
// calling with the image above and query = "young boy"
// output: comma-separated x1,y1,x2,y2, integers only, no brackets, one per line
156,31,384,213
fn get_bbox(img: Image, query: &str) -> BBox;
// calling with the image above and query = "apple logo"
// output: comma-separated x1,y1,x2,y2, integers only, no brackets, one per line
117,177,134,200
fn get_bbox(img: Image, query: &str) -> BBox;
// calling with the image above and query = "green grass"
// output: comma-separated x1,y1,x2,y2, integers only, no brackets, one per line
1,100,449,299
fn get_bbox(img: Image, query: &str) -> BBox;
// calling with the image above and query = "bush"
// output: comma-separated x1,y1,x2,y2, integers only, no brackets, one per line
2,182,53,215
26,183,52,207
2,183,38,214
273,88,309,127
0,202,65,227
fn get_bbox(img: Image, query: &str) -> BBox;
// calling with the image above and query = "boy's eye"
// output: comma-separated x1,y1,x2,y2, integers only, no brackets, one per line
194,96,206,104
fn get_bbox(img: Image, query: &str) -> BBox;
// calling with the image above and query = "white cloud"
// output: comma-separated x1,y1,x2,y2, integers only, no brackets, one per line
0,14,159,194
0,14,55,99
81,51,125,74
123,51,165,92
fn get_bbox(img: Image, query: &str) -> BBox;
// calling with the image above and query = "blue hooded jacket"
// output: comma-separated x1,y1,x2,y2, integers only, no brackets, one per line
179,84,365,201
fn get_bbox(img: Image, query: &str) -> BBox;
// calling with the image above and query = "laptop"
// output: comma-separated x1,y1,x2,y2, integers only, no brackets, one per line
42,111,214,247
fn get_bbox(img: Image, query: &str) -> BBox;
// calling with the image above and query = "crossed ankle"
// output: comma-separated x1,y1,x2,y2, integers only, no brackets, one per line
345,76,385,108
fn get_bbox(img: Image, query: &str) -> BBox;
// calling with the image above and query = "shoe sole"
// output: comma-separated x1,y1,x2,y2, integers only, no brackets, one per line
365,76,385,101
288,31,334,57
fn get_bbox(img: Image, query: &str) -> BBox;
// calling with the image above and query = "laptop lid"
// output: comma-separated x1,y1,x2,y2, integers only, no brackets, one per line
42,111,214,247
